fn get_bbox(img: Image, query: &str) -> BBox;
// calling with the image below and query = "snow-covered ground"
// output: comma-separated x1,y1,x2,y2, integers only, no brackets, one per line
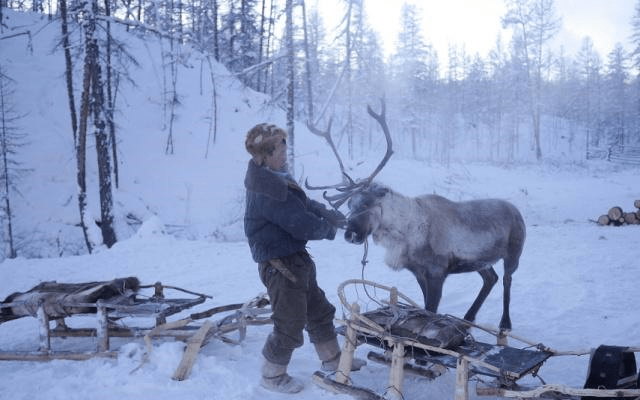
1,10,640,400
1,163,638,400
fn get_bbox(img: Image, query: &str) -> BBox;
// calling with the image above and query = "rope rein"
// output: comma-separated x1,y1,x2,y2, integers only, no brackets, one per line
359,237,386,307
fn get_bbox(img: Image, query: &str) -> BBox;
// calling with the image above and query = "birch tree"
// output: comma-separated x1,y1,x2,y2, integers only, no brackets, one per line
77,0,97,253
78,0,117,251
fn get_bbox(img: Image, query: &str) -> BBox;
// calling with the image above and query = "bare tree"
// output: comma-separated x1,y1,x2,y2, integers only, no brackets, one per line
300,0,314,122
59,0,77,144
77,0,97,253
92,66,117,247
285,0,295,175
0,67,28,259
343,0,354,159
632,0,640,72
103,0,119,189
77,0,117,251
164,38,180,155
630,0,640,139
204,54,218,158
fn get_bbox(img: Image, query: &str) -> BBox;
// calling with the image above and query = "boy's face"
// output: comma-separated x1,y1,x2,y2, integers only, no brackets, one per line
264,138,287,172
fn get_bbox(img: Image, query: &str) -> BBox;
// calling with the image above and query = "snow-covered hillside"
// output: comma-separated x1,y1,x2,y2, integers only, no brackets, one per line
1,10,342,260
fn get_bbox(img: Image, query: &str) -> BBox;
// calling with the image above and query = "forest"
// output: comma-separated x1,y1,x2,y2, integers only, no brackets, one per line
0,0,639,258
2,0,639,160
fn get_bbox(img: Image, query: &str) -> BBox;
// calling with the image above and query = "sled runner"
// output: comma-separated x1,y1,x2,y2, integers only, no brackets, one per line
0,277,271,379
313,279,640,400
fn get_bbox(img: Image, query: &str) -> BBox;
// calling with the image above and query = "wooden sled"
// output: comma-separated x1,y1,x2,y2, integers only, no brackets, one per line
139,292,272,381
0,277,271,377
314,279,640,400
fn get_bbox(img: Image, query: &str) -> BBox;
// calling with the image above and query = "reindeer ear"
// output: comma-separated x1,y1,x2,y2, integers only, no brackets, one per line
370,183,389,198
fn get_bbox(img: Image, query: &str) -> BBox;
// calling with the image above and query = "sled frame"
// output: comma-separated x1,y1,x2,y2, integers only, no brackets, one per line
315,279,640,400
0,280,272,371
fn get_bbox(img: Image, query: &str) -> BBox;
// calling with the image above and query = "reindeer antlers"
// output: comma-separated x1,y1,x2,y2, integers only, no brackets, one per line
305,118,355,191
364,99,394,187
305,98,394,210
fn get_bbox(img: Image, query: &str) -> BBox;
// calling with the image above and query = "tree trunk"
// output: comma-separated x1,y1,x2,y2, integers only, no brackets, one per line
212,0,219,61
345,0,353,159
91,46,117,248
264,0,275,94
77,1,97,254
165,37,177,155
257,0,266,91
104,0,119,189
301,0,314,122
285,0,295,176
204,55,218,158
59,0,78,144
0,84,16,258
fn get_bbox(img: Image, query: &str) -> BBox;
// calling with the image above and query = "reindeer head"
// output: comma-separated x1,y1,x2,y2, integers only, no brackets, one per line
344,183,390,244
306,99,393,244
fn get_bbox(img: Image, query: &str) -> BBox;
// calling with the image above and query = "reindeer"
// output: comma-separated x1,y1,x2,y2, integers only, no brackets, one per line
306,101,526,331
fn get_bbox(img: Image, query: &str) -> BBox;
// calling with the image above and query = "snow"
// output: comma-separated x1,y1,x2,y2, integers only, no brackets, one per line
1,10,640,400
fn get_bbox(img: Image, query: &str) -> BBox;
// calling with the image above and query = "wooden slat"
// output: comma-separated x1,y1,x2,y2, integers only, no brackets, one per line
477,383,640,398
172,320,213,381
312,371,386,400
0,351,117,361
455,357,469,400
336,303,359,385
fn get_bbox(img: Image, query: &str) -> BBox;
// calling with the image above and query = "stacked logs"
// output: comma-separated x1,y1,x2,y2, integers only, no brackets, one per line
597,200,640,226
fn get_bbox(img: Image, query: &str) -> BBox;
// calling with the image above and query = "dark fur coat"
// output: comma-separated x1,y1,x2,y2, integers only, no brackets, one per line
244,160,336,263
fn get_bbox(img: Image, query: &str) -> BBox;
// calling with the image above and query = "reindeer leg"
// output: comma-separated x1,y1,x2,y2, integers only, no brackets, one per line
406,266,444,313
499,272,513,331
463,267,498,324
499,257,520,331
424,274,446,313
499,260,520,331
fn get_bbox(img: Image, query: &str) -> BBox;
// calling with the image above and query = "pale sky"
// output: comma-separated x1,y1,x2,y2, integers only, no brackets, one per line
318,0,636,62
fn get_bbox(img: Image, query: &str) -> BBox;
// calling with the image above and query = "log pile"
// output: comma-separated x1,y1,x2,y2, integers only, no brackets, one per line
597,200,640,226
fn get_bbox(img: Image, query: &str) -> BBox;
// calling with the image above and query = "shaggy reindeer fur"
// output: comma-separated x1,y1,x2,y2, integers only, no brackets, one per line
345,183,525,330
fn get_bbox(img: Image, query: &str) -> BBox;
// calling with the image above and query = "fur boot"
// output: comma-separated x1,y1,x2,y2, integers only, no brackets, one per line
260,359,304,394
314,337,367,372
